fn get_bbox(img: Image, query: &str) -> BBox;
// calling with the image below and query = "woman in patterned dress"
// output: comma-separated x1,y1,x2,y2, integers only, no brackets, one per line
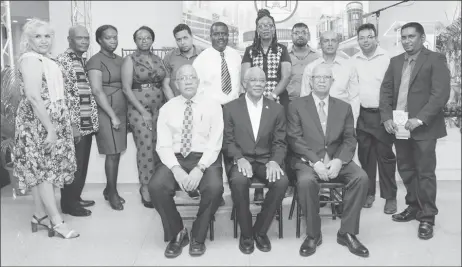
121,26,167,208
86,25,127,210
13,19,78,239
241,9,292,201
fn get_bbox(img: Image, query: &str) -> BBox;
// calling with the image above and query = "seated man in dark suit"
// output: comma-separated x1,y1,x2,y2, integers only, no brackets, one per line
223,67,289,254
287,64,369,258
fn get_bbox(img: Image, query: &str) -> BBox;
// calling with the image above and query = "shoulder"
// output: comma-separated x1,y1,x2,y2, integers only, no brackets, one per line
277,43,288,51
56,52,70,62
87,53,102,64
428,50,447,61
160,96,180,112
227,47,241,57
330,96,350,110
224,97,241,110
290,97,307,109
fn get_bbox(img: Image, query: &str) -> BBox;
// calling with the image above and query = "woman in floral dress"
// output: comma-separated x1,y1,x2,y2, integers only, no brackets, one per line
13,19,78,239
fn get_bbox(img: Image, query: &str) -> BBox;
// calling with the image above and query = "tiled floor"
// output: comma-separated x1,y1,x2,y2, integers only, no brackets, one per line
1,181,461,266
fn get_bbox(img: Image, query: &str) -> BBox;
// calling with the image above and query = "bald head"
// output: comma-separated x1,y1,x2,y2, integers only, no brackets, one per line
244,66,265,82
320,31,339,55
68,25,89,53
175,64,199,99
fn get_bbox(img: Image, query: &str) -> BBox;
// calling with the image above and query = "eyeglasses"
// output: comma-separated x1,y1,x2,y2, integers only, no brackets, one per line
358,35,376,41
211,32,229,37
292,31,309,36
176,75,198,82
312,75,332,80
257,24,274,30
136,36,152,42
248,78,266,83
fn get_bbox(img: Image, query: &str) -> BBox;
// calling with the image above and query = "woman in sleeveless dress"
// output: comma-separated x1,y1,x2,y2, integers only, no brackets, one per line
13,19,78,239
86,25,127,210
121,26,167,208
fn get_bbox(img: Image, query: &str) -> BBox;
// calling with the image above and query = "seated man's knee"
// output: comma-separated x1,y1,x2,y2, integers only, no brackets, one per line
297,174,319,191
203,169,224,198
148,165,174,196
273,174,289,190
354,169,369,187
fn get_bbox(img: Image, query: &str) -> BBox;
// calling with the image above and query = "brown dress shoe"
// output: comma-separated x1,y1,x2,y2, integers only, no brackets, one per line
363,195,375,208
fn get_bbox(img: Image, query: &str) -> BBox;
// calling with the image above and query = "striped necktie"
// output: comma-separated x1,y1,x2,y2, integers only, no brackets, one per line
220,52,232,95
180,99,193,157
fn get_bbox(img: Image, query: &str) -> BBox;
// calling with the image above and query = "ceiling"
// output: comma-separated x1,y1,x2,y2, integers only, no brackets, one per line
9,1,49,25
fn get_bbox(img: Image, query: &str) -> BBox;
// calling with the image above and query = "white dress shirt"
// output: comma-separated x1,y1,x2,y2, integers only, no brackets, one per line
193,46,242,105
156,93,224,169
245,94,263,141
300,56,360,124
350,46,390,108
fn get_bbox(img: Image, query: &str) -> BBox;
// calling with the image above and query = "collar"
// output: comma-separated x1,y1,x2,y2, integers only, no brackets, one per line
245,93,264,108
289,45,315,54
318,54,344,65
355,46,386,60
212,46,228,55
174,45,200,57
65,48,84,59
179,92,200,104
404,49,422,62
312,93,329,107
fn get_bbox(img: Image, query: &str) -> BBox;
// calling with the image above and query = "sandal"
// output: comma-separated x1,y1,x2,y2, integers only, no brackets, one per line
31,215,50,233
48,221,80,239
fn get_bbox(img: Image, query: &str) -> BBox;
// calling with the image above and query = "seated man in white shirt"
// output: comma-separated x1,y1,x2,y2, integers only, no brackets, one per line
223,67,289,255
149,64,224,259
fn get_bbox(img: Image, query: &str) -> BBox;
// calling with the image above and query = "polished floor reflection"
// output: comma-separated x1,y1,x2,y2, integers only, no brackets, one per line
1,181,460,266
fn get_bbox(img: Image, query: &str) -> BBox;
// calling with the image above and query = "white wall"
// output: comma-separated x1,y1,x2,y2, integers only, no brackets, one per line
48,1,72,57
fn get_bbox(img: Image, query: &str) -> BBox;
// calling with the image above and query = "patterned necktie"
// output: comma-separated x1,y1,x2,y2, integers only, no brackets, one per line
396,59,414,111
180,99,193,157
318,100,327,135
220,52,232,95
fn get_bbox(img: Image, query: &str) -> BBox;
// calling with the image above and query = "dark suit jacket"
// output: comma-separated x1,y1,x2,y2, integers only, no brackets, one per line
222,96,287,170
379,48,450,140
287,94,357,166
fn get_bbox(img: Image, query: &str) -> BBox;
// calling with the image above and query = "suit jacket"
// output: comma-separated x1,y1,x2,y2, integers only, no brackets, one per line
222,95,287,170
379,48,450,140
287,94,357,166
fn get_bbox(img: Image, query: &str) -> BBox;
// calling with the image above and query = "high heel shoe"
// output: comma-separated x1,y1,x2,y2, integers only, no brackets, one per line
140,188,154,209
48,221,79,239
105,191,124,210
103,187,125,204
31,215,50,233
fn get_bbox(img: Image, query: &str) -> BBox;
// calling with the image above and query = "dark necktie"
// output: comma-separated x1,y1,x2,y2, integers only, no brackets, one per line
220,52,232,95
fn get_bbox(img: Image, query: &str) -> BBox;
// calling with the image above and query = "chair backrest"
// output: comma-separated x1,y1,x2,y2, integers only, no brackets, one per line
121,47,175,59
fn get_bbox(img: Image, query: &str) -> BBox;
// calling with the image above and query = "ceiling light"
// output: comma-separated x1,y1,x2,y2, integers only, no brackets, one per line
12,20,18,23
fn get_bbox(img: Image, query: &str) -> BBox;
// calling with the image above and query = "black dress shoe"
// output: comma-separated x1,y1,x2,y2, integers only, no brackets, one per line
392,207,417,222
103,187,125,204
418,222,434,240
254,233,271,252
78,199,95,208
300,234,322,257
239,235,255,254
62,206,92,217
165,228,189,258
189,237,206,257
139,188,154,209
337,231,369,258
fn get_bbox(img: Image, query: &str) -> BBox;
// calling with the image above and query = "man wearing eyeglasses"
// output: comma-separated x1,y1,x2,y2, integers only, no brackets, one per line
223,67,288,255
287,64,369,258
193,22,242,105
300,31,360,126
350,23,397,213
150,64,224,258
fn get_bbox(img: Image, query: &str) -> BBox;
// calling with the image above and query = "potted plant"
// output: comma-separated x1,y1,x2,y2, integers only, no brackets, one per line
0,66,28,196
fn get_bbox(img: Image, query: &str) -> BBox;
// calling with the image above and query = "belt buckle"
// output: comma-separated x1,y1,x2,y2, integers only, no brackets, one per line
141,83,152,89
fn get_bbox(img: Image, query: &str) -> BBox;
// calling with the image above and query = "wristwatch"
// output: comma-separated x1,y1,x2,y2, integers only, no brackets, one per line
196,164,206,173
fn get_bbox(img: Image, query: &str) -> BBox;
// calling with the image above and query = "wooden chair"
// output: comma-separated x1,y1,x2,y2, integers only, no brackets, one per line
288,182,345,238
229,177,283,239
175,191,215,241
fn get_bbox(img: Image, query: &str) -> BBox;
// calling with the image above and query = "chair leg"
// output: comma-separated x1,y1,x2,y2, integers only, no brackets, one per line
233,205,238,239
330,189,337,220
209,216,214,241
288,189,297,220
296,200,301,238
278,203,283,239
230,206,235,220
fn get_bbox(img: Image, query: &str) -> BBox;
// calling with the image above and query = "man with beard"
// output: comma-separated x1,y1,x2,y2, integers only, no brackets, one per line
57,25,99,216
193,22,242,105
284,22,320,197
163,24,202,99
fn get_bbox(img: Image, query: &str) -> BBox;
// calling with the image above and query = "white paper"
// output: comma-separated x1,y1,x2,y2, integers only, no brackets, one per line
393,110,410,139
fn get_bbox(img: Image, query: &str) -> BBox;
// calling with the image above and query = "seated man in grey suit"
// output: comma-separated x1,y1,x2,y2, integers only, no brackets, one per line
223,67,289,254
287,64,369,258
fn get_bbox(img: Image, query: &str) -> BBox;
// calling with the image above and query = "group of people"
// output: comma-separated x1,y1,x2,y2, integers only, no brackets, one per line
13,8,450,260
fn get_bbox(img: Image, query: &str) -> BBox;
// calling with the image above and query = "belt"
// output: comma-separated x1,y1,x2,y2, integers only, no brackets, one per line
360,106,379,113
132,82,162,90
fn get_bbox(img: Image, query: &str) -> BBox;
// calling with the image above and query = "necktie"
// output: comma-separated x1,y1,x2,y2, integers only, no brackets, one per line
180,99,193,157
318,100,327,135
396,59,414,111
220,52,232,95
